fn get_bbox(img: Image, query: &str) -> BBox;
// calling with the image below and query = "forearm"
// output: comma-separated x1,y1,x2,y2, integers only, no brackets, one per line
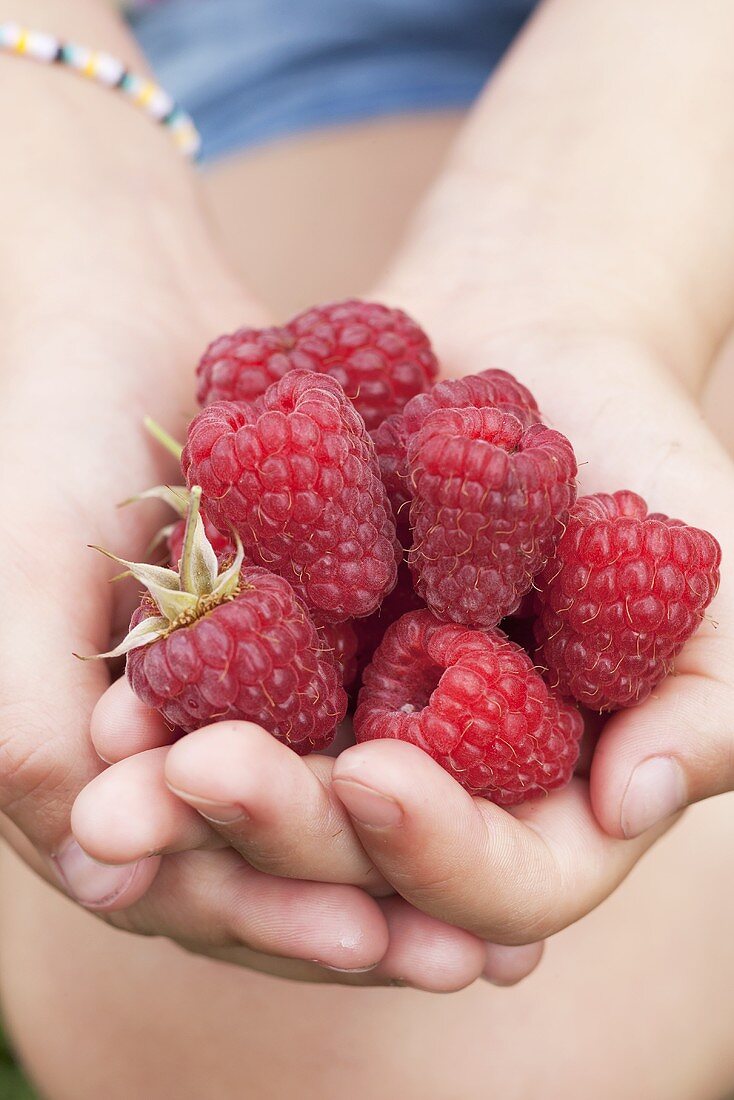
0,0,256,383
382,0,734,391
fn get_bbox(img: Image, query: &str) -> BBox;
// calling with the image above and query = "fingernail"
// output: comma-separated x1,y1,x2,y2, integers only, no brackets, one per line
333,779,403,827
620,756,687,838
318,962,380,973
168,788,247,825
53,839,140,908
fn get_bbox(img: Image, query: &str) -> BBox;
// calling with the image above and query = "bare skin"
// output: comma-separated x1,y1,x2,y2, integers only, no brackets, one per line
1,107,733,1100
2,1,734,1097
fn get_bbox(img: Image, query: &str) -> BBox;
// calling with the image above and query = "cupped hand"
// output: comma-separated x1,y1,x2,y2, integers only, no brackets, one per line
74,676,540,988
0,154,410,986
327,323,734,945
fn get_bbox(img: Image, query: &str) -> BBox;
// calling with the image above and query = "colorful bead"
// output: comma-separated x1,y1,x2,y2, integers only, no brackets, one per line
0,23,200,159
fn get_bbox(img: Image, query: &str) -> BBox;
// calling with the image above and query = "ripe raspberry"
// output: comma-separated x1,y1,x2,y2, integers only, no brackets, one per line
127,568,344,750
318,619,359,689
354,610,583,805
196,324,299,408
408,406,577,627
183,371,400,622
371,369,542,522
196,299,439,430
91,488,346,752
402,368,541,434
370,413,412,540
353,563,425,684
535,491,721,710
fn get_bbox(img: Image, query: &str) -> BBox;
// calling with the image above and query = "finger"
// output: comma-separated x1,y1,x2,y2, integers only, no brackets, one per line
115,847,390,972
91,676,175,763
482,941,544,986
0,809,161,912
164,722,385,890
136,875,488,990
590,632,734,839
71,748,224,864
333,740,664,943
367,896,487,991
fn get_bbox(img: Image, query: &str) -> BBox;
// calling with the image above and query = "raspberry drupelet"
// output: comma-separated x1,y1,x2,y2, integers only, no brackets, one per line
183,371,400,623
408,405,577,627
88,487,346,753
535,490,721,710
354,610,584,806
195,298,439,430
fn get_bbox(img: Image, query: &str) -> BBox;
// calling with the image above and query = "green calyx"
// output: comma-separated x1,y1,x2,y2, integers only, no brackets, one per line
87,486,243,660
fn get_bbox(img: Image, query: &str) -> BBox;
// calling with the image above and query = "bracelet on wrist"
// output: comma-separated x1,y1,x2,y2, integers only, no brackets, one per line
0,22,200,159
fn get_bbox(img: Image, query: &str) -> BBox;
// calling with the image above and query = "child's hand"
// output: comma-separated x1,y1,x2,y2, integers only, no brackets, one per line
71,679,542,988
327,325,734,945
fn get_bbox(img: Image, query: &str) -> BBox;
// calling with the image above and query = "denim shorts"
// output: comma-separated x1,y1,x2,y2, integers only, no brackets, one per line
129,0,537,162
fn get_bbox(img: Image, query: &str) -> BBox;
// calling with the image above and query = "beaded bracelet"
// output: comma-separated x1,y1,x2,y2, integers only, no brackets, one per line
0,22,201,159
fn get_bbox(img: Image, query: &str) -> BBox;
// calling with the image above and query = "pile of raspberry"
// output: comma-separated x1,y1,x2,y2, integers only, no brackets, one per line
102,299,721,807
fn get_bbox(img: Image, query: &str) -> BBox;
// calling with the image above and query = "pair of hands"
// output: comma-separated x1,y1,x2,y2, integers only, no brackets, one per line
1,128,733,995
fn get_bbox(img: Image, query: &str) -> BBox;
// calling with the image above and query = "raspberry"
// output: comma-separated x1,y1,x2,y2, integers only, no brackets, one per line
408,406,577,627
128,569,344,749
91,488,346,752
353,563,425,685
196,299,439,430
354,610,583,805
402,368,541,434
196,324,299,408
370,413,412,541
318,619,359,689
183,371,400,622
371,369,542,522
534,491,721,710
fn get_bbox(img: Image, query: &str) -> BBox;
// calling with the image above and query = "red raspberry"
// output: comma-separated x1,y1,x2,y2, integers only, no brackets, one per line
370,413,412,541
196,299,439,430
402,368,541,434
89,487,346,753
128,567,345,750
354,610,583,805
353,563,425,685
408,406,577,627
183,371,400,622
196,324,298,408
318,620,359,689
534,491,721,710
168,512,235,568
371,369,542,523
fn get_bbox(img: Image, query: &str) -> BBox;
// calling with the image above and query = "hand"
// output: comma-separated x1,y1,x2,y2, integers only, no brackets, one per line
72,676,542,988
326,326,734,945
0,75,415,986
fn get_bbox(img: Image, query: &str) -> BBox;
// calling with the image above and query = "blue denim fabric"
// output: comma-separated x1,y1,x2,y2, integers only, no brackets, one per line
129,0,537,163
